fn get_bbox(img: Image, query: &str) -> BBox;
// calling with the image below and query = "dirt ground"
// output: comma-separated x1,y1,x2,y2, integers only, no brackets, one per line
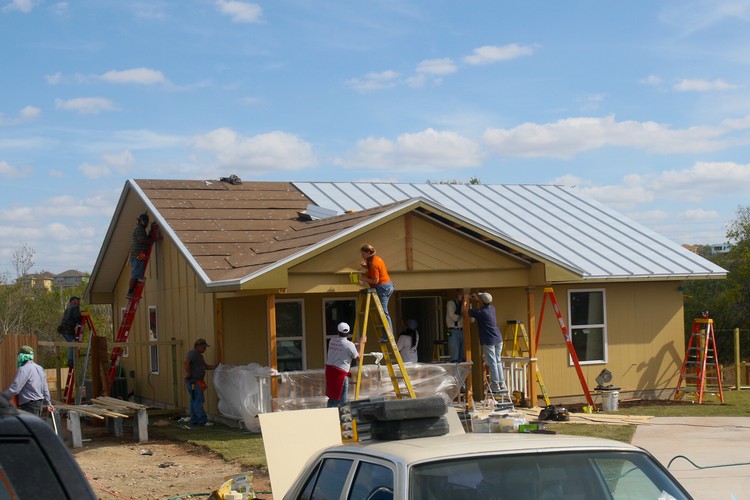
71,427,273,500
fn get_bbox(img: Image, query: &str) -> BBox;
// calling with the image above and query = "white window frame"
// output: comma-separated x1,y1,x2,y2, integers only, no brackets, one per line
148,305,159,374
567,288,607,365
274,299,306,372
322,297,358,356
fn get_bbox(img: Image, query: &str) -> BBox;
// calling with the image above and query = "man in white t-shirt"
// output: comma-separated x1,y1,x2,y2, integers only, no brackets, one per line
325,322,366,407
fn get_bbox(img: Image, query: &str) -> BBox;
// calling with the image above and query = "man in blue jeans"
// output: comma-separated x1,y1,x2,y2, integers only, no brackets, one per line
469,292,506,393
183,338,217,426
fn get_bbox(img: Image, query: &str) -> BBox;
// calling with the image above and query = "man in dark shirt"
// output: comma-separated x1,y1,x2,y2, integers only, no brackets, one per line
469,292,506,393
60,296,82,368
183,338,217,426
127,213,151,298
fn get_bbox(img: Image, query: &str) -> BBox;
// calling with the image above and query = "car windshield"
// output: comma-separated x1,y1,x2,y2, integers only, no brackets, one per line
409,450,690,500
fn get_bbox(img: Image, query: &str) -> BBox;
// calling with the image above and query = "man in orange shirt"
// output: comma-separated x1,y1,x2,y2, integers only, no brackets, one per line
359,244,394,340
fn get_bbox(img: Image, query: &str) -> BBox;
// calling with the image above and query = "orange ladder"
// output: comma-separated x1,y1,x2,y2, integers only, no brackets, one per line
106,223,160,389
674,317,725,404
537,287,596,411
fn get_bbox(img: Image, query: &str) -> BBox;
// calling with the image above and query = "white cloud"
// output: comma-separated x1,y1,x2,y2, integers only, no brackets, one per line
557,175,655,211
0,106,40,125
45,72,62,84
78,150,135,179
2,0,37,13
678,208,720,220
640,75,663,86
55,97,119,114
215,0,263,23
673,78,739,91
0,160,31,179
483,115,728,158
416,58,457,76
463,44,535,65
652,161,750,198
336,128,483,171
345,70,400,92
188,128,317,172
100,68,168,85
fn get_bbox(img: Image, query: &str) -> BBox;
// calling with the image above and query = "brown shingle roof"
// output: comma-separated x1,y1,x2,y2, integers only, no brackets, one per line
134,179,398,283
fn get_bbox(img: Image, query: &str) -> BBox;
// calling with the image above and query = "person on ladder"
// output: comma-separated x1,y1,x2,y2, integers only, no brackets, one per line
469,292,506,394
325,322,366,407
127,213,153,298
58,295,82,368
358,244,394,340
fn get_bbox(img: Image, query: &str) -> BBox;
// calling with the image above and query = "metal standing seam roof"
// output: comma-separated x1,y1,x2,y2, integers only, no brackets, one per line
293,182,727,280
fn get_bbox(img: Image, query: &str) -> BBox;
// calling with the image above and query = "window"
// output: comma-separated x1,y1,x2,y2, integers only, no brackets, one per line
349,461,394,500
148,305,159,374
568,289,606,364
324,298,357,353
275,300,305,371
298,458,352,500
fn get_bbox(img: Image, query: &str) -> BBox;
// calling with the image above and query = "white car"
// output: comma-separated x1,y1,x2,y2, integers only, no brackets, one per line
283,431,692,500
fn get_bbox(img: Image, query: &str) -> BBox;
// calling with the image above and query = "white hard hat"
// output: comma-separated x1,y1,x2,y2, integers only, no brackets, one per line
478,292,493,304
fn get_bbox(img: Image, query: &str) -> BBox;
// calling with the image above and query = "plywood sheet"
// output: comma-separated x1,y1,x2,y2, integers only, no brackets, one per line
258,408,341,499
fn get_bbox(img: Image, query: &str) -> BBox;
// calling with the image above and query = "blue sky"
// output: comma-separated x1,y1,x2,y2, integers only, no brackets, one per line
2,0,750,278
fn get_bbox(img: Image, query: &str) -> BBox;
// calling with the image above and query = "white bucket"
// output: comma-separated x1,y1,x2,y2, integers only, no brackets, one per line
602,391,619,411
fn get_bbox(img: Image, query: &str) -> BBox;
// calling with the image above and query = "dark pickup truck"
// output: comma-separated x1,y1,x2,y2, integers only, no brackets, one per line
0,394,95,499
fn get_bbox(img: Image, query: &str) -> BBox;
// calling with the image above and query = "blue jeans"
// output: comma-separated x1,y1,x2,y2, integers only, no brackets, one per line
63,332,76,367
372,281,394,337
186,381,207,425
326,377,349,407
448,328,465,362
130,255,145,279
482,343,505,389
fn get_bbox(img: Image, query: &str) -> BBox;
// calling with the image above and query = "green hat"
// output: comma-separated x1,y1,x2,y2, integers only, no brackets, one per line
19,345,34,355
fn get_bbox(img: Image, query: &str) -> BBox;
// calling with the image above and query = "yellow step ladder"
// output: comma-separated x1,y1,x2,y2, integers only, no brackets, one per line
352,289,416,401
503,320,551,407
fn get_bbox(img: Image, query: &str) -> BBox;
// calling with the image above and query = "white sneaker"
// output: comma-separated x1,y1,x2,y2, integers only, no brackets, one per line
178,417,190,423
203,422,214,427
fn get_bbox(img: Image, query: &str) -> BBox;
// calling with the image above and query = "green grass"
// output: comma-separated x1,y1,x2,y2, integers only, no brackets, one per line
150,422,267,468
148,390,750,469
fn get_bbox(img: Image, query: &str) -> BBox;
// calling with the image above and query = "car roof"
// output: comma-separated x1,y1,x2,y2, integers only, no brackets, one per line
327,433,641,465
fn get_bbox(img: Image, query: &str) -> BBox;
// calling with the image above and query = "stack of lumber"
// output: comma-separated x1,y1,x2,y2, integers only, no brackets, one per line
52,397,148,420
516,406,653,425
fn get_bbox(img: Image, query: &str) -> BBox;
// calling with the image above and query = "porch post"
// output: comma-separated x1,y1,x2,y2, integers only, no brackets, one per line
526,287,538,406
461,288,474,409
267,294,278,401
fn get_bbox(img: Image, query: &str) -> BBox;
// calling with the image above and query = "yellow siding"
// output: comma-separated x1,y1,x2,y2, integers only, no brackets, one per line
288,215,531,293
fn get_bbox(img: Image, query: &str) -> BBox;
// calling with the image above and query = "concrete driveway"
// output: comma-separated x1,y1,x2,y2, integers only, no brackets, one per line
632,417,750,500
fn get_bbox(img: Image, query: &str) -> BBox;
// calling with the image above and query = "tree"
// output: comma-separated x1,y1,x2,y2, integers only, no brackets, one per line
11,242,35,279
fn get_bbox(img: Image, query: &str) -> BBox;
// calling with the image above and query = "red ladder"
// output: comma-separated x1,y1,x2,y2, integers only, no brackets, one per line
674,317,725,404
62,311,97,404
106,223,160,388
536,287,596,410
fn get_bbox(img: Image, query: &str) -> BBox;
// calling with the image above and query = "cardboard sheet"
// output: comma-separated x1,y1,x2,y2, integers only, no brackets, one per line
258,407,342,499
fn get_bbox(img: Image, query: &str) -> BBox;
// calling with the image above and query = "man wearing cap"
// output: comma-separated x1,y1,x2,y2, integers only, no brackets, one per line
127,213,152,298
2,346,54,417
183,338,217,426
469,292,507,393
59,296,82,368
325,322,366,407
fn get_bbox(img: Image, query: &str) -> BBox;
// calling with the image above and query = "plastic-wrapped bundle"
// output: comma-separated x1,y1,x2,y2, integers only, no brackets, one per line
213,363,275,432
